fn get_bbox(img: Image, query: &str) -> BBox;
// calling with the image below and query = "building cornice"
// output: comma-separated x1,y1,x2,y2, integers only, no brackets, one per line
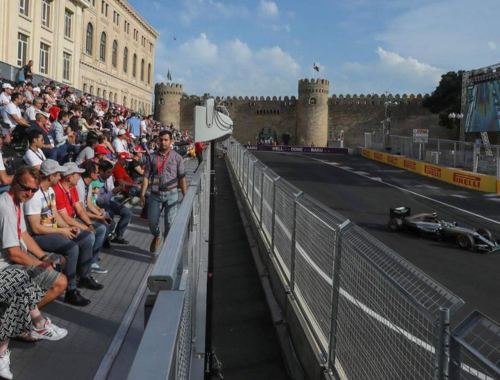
72,0,90,9
115,0,159,40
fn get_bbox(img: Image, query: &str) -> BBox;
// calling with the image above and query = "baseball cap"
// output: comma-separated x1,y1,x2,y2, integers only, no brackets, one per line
91,180,105,188
96,111,105,117
94,145,111,155
62,162,85,176
40,159,65,176
35,110,50,118
141,138,148,143
126,132,136,139
133,145,146,153
118,152,132,161
117,129,126,136
33,87,41,93
2,83,14,90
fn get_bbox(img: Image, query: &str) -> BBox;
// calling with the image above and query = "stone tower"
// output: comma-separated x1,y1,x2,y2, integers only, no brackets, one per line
153,82,183,128
296,78,330,146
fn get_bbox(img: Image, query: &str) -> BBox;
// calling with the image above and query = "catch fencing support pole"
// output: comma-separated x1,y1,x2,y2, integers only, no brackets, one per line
435,307,450,380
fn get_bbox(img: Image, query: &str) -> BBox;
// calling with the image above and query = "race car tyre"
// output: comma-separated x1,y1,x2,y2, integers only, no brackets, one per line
388,218,403,232
477,229,493,241
457,234,474,250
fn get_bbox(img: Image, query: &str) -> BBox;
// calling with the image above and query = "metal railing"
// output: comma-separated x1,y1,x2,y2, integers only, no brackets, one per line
225,137,500,380
128,149,210,380
365,133,500,177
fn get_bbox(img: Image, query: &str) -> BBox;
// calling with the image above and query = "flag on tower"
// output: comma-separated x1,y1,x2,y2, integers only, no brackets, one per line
313,62,320,72
167,68,172,81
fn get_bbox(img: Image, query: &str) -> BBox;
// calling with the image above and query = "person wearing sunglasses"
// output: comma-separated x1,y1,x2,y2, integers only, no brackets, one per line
0,166,68,310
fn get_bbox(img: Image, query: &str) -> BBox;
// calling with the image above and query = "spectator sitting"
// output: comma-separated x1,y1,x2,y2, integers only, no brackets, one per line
0,130,13,193
98,133,115,157
0,83,14,110
23,129,46,170
75,134,98,166
112,129,128,154
52,163,107,285
1,92,30,130
0,166,68,310
29,110,67,164
24,97,43,122
130,145,146,181
23,160,94,306
0,267,68,378
93,145,113,165
97,160,131,244
50,109,78,157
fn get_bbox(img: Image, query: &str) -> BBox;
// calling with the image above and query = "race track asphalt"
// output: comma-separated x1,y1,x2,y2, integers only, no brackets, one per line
252,151,500,326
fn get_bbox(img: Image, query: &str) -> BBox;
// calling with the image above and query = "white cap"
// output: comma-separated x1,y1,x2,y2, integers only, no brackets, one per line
2,83,14,90
33,87,41,93
97,111,105,117
117,129,126,136
35,110,50,118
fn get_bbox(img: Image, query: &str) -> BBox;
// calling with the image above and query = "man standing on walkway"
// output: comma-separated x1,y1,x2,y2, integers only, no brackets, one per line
126,113,141,141
140,130,187,253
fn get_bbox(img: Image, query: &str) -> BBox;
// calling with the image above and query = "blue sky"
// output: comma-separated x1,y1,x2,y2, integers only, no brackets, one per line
128,0,500,97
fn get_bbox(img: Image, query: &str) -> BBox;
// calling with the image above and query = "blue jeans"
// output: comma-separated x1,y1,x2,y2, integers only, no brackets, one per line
99,201,132,239
33,230,95,289
77,219,107,264
148,190,179,238
41,147,68,165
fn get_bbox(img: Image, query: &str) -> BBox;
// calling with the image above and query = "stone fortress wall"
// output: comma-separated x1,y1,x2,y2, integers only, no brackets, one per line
154,78,454,147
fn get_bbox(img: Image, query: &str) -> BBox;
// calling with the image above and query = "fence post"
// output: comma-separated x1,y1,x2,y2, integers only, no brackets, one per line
289,191,304,294
448,336,461,380
497,146,500,178
251,160,256,209
437,140,440,164
270,177,281,254
328,220,354,373
453,142,457,168
434,307,450,380
259,169,266,227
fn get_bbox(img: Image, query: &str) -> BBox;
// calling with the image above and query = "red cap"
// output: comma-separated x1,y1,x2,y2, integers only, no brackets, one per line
49,106,61,121
133,145,146,153
118,152,132,161
95,145,111,155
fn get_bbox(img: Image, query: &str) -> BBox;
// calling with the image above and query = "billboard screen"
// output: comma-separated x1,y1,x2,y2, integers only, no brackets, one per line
464,80,500,133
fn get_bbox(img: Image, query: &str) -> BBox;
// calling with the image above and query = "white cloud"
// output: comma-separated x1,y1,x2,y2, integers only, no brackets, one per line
258,0,279,18
285,24,292,32
488,41,497,50
335,47,444,95
178,0,249,25
154,33,300,96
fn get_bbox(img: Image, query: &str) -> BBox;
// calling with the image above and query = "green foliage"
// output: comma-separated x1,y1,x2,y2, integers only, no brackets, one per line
423,71,464,128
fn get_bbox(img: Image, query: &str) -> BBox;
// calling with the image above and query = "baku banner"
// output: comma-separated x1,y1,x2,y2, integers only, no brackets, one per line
244,145,348,154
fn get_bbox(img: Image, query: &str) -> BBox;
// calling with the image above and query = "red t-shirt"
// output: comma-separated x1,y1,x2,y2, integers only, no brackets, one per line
53,183,80,218
195,142,203,153
113,163,134,190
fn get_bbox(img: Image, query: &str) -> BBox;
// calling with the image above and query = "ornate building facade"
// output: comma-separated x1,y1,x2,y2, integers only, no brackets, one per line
0,0,158,113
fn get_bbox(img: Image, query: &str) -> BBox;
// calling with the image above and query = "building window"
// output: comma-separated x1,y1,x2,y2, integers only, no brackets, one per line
309,98,317,104
140,59,144,81
105,4,109,17
123,47,128,73
17,33,28,67
39,43,50,74
19,0,30,17
41,0,51,27
159,98,165,105
132,54,137,77
86,23,93,55
100,32,106,61
63,52,71,81
112,40,117,67
83,83,87,92
64,10,72,38
148,63,151,85
101,1,105,13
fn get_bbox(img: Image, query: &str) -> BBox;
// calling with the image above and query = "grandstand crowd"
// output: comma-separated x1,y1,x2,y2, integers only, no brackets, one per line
0,72,206,379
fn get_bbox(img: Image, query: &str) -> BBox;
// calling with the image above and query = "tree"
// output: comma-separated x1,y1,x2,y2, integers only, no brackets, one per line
423,71,464,128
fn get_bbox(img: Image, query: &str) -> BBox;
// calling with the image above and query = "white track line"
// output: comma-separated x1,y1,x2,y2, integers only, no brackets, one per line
301,155,500,226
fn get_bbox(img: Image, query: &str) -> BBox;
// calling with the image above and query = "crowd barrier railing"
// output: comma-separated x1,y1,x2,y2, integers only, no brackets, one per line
127,148,210,380
225,137,500,380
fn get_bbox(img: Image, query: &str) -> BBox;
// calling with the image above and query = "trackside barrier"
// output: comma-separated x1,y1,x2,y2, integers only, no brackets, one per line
361,147,498,193
225,137,500,380
128,148,211,380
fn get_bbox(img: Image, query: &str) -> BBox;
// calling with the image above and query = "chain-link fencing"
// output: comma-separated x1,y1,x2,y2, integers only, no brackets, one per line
226,137,500,380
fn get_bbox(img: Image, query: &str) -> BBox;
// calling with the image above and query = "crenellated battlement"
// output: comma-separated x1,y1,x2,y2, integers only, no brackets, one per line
155,82,183,96
330,93,429,106
298,78,330,86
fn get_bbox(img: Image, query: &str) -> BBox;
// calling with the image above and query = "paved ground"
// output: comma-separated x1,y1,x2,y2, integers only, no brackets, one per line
210,156,291,380
253,151,500,326
10,159,199,380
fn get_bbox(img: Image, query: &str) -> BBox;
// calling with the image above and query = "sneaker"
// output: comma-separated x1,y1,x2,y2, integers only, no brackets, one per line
77,276,104,291
130,196,140,205
0,350,12,380
31,317,68,341
150,236,161,253
64,289,91,306
91,263,108,274
111,237,129,244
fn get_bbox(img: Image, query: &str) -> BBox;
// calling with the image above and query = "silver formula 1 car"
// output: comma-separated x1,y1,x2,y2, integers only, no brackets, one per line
388,207,500,253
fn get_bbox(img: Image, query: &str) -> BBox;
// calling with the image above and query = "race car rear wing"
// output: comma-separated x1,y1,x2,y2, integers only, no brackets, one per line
390,207,411,218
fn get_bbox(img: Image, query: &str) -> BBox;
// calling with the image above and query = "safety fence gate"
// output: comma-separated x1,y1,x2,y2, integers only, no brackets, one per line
225,137,500,380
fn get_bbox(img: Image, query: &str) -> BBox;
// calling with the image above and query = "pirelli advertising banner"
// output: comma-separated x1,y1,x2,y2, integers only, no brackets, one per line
360,148,497,193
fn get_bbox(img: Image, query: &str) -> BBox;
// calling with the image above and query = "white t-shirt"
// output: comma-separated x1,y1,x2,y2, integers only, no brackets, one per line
24,105,37,121
112,137,127,153
23,187,57,234
0,92,10,108
1,102,21,128
0,192,28,270
0,152,5,172
23,148,46,167
76,178,92,210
